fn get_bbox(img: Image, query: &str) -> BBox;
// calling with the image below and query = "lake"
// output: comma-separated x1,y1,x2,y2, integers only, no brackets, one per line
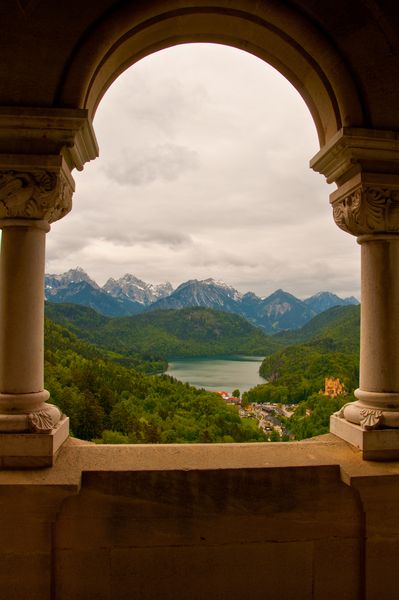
167,356,265,394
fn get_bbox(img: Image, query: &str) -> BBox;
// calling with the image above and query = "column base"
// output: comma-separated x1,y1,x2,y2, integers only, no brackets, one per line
330,414,399,460
0,415,69,468
337,392,399,429
0,397,63,433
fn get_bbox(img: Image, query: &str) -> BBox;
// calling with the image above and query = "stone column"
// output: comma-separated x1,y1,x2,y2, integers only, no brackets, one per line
353,234,399,427
0,108,98,467
0,218,57,431
0,162,74,465
331,175,399,426
311,129,399,459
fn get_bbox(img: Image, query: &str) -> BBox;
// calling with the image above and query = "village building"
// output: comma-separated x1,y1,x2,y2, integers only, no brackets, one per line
226,396,241,406
215,391,230,401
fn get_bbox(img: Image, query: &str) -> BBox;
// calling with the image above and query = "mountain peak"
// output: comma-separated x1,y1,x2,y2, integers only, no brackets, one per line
120,274,146,284
304,291,359,313
263,289,297,302
307,291,339,300
200,278,242,300
102,274,174,305
46,267,99,290
150,277,242,311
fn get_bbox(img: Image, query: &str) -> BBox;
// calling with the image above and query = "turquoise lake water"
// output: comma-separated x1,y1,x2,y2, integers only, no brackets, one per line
166,356,265,394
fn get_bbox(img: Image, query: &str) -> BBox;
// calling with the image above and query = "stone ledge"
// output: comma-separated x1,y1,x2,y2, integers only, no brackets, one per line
1,433,399,486
0,416,69,468
331,414,399,460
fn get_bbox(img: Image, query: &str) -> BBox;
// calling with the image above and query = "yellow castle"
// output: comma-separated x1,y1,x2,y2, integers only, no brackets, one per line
323,377,345,398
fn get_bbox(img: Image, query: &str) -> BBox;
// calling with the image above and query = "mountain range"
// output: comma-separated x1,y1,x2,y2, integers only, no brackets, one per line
45,268,170,317
45,267,358,332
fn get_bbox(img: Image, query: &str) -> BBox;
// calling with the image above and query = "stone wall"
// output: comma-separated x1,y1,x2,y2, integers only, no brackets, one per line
55,466,360,600
1,436,399,599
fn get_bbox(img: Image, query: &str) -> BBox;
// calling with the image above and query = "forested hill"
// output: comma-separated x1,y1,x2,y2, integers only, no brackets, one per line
44,319,166,374
258,304,360,399
242,305,361,439
44,317,266,443
45,303,280,359
272,304,360,353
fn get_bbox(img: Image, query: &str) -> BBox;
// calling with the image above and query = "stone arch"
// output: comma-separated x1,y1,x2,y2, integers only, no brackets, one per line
56,1,365,147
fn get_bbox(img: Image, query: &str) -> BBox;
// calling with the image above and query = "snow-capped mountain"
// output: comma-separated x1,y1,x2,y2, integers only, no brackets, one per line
45,280,144,317
44,268,359,331
103,274,173,306
150,282,358,332
202,278,242,301
45,268,173,317
45,267,99,297
45,268,144,317
150,278,242,311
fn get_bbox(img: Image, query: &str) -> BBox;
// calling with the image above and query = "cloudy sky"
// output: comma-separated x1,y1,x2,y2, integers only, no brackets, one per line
46,43,360,299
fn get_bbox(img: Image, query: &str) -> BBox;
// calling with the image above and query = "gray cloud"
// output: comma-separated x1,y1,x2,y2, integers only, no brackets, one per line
104,229,192,248
47,220,92,258
122,74,209,137
47,44,360,298
103,143,199,186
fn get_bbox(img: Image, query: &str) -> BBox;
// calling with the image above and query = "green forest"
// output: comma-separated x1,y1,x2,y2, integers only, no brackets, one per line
45,303,280,357
44,302,360,444
44,319,266,444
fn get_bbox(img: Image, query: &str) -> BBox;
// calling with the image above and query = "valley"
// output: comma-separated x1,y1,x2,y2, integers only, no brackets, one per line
44,299,360,444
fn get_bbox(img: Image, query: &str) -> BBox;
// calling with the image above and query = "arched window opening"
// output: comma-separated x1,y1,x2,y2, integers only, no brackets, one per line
44,44,359,444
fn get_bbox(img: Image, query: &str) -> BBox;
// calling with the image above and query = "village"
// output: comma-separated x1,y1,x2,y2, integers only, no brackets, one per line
216,377,345,439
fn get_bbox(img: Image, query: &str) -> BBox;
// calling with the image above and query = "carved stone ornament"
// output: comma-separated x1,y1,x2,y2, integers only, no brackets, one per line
334,402,386,430
332,185,399,236
334,403,349,419
0,169,73,223
359,408,383,430
27,404,62,433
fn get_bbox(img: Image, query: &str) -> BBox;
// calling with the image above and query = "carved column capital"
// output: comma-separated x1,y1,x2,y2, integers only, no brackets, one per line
0,107,99,226
331,178,399,236
0,156,74,225
0,167,73,224
310,127,399,238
